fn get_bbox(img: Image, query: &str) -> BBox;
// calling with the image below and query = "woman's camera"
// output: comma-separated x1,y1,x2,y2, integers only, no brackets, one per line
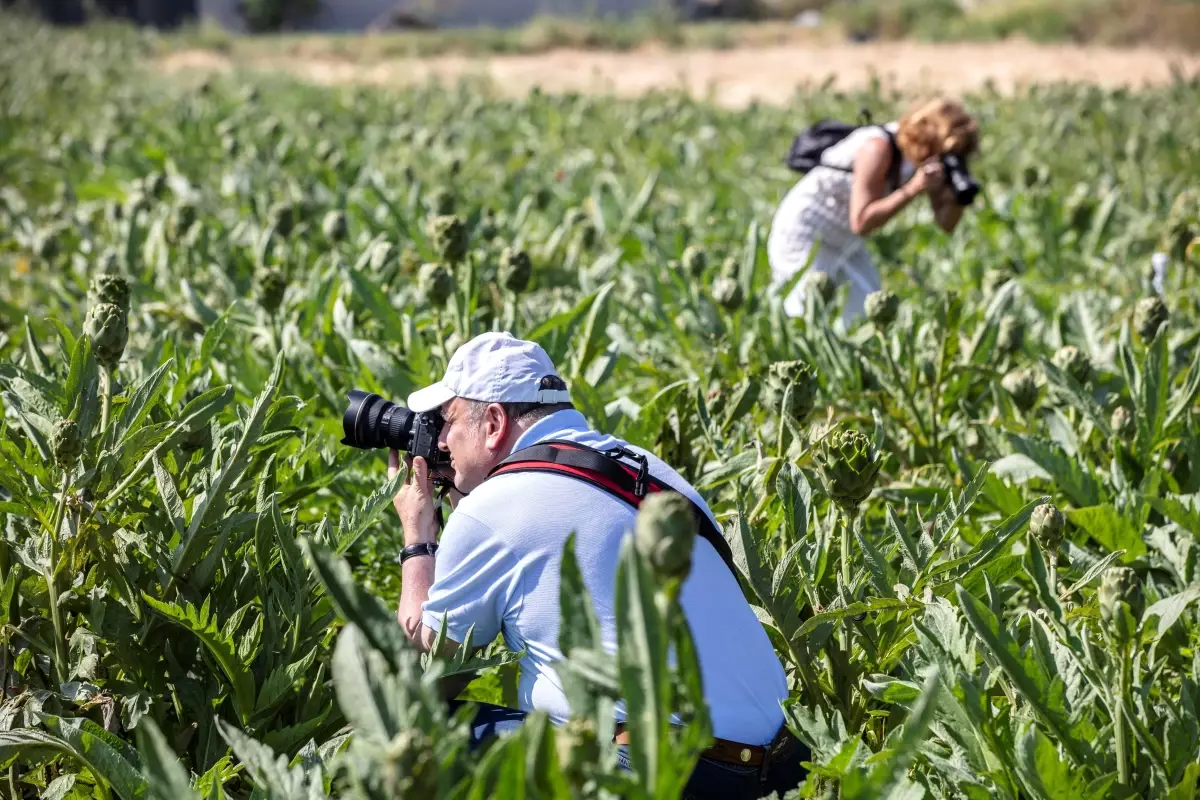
340,389,449,466
940,152,980,206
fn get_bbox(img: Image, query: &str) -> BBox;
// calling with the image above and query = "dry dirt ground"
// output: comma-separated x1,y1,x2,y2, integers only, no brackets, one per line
160,40,1200,107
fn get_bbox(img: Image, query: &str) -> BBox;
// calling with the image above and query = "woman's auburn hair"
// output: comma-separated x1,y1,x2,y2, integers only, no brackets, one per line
895,98,980,164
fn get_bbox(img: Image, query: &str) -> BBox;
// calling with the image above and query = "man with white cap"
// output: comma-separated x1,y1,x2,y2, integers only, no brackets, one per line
389,331,806,797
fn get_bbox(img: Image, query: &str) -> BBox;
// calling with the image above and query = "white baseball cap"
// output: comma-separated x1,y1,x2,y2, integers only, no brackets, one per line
407,331,572,413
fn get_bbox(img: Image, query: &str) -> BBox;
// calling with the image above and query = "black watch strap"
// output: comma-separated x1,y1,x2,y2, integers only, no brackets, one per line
400,542,438,564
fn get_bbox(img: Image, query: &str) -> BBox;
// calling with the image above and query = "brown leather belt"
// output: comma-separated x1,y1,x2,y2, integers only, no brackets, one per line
613,722,792,769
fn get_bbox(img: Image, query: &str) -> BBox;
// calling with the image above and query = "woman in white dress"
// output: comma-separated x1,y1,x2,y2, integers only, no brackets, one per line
767,98,981,327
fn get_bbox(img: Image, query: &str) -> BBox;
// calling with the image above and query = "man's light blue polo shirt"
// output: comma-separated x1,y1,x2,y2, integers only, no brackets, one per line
420,409,788,745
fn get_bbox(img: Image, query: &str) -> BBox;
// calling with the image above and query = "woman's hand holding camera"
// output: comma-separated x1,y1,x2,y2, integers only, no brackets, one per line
907,159,947,199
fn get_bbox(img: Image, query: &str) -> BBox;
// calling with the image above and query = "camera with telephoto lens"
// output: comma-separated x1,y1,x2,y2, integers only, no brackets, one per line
340,390,450,467
940,152,980,207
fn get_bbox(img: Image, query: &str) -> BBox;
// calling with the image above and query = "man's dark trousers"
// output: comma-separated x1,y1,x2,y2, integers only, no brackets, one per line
449,701,811,799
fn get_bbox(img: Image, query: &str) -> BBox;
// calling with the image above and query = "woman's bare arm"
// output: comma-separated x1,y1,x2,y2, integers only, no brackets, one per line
848,137,924,237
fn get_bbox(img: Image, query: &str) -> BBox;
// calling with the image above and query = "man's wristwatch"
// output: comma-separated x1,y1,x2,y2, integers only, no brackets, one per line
400,542,438,564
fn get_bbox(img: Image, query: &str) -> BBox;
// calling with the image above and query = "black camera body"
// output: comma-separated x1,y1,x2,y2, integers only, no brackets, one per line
940,152,980,207
341,389,450,467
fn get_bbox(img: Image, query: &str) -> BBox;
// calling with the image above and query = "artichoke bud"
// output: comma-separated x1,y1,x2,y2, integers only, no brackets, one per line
498,247,532,293
88,272,130,315
1133,296,1168,344
577,221,597,249
1098,566,1144,645
418,262,455,307
918,353,937,385
996,314,1024,357
711,276,743,310
816,428,882,512
805,271,836,304
1110,405,1133,437
322,209,348,242
1029,503,1065,553
634,492,697,582
52,418,84,468
766,360,818,423
429,214,469,264
1052,345,1093,385
864,290,899,329
1001,368,1039,411
255,267,287,314
681,245,707,277
269,201,297,236
83,303,128,368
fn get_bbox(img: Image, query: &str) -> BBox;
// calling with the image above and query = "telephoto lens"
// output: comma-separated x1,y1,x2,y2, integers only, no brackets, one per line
941,152,980,206
341,390,415,450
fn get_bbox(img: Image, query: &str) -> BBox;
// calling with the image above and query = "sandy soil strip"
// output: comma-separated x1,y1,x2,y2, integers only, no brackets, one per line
159,40,1200,106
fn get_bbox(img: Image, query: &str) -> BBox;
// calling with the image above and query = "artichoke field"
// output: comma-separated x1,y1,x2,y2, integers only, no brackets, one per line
3,17,1200,800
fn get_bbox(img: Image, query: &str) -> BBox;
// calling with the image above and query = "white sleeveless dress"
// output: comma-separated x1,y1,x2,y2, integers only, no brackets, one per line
767,122,915,328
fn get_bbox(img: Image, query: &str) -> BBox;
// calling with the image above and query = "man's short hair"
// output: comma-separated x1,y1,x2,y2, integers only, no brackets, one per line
466,376,574,425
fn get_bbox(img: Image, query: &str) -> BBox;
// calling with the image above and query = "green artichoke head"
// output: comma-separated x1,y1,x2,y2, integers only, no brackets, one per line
1052,345,1093,385
428,188,455,216
864,290,899,329
254,267,287,314
88,272,130,315
498,247,532,294
634,491,697,583
83,303,128,368
805,271,836,304
816,427,882,512
1001,368,1039,411
417,262,455,307
322,209,348,242
429,214,469,265
766,360,818,423
681,244,707,278
711,276,743,311
51,418,84,468
1098,566,1144,645
1133,296,1169,344
1030,503,1065,553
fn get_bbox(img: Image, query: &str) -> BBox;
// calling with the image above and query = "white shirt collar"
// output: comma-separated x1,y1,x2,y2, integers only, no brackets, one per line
512,409,590,453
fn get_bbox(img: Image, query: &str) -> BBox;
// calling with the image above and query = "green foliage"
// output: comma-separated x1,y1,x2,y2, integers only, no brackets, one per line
2,14,1200,800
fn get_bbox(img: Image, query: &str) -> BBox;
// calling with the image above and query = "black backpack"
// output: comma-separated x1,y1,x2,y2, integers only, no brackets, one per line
785,112,902,190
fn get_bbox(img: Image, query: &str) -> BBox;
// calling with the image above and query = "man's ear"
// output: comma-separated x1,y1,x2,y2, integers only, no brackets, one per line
484,403,509,451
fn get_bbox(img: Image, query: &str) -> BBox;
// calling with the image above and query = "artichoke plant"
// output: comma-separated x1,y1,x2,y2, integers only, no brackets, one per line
1098,566,1144,646
634,491,696,585
418,262,455,308
498,247,532,293
766,360,818,424
1030,502,1065,554
864,290,899,329
805,271,836,305
1133,296,1169,343
88,272,130,315
255,267,287,314
83,302,127,368
681,244,707,278
322,209,348,242
815,427,882,513
429,214,468,265
1052,345,1093,385
1002,368,1040,411
51,418,83,469
711,275,743,311
1111,405,1133,437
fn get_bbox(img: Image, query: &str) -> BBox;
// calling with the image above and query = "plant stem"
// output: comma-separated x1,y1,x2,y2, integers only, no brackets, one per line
841,512,852,589
100,364,112,434
1048,550,1058,598
1115,641,1132,786
45,473,71,688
